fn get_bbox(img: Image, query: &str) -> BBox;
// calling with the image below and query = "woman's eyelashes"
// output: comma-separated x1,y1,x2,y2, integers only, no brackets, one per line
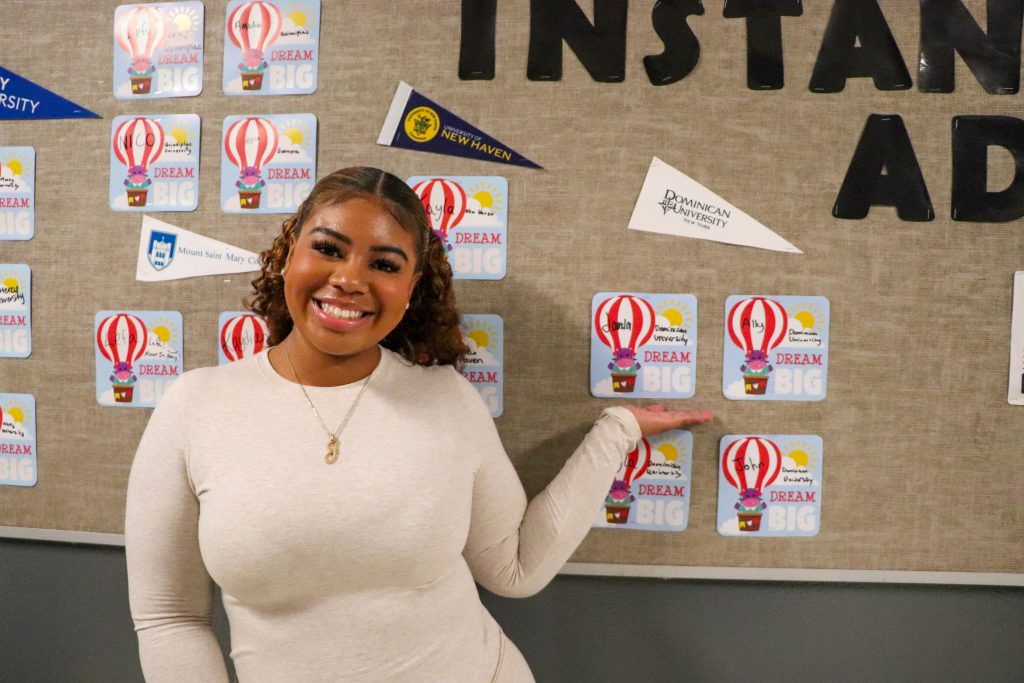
311,238,342,258
309,239,402,273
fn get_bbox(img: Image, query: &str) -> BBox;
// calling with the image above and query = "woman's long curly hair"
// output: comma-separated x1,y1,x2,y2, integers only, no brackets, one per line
247,167,469,367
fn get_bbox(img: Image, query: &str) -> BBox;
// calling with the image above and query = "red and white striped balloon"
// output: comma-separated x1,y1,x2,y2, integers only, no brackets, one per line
112,117,166,171
227,1,283,54
411,178,468,237
224,117,280,173
621,437,652,487
721,437,782,494
594,295,656,354
97,314,149,367
726,296,788,356
115,6,167,61
220,314,269,362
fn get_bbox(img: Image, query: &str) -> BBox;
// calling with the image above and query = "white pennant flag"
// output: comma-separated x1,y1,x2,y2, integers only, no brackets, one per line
136,215,261,282
628,157,802,254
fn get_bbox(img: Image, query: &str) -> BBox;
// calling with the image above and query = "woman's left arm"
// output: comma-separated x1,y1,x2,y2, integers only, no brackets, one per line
461,386,711,598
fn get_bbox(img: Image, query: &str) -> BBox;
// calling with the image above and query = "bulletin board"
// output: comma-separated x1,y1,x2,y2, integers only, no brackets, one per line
0,0,1021,582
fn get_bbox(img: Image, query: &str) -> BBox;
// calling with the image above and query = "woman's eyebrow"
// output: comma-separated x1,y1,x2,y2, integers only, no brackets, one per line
371,245,409,262
310,226,350,243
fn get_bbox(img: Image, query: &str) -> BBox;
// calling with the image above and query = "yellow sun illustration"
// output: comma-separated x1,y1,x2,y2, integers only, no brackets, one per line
464,320,496,348
279,118,314,150
169,128,188,144
657,299,693,329
785,440,820,470
166,5,200,33
462,319,498,354
149,317,180,347
657,443,678,462
2,151,31,178
3,398,31,427
466,181,505,213
284,2,319,30
789,302,825,332
654,436,688,464
2,277,19,292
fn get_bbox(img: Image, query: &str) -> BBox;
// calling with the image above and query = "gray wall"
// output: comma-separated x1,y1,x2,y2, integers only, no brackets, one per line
1,539,1021,682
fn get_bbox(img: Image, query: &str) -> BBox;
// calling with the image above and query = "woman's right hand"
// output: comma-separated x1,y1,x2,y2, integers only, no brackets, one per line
621,404,714,437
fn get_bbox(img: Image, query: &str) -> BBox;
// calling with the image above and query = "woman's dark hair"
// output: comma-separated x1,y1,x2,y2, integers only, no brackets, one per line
248,167,469,367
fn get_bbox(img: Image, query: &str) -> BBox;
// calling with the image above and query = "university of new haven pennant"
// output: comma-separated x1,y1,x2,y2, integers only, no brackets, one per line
378,82,540,169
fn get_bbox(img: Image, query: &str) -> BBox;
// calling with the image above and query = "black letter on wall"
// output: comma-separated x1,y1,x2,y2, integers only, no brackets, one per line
952,115,1024,221
723,0,804,90
810,0,911,92
459,0,498,80
528,0,628,82
834,114,934,221
919,0,1023,94
644,0,705,86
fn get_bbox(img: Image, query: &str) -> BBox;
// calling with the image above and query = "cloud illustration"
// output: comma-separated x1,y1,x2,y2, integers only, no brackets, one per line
718,516,743,536
592,377,614,395
724,380,747,399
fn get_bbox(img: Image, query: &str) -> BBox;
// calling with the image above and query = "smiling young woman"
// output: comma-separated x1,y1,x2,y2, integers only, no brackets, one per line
125,167,713,683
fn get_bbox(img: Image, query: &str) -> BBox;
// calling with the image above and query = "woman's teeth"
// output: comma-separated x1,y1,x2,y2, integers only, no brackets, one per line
319,302,367,320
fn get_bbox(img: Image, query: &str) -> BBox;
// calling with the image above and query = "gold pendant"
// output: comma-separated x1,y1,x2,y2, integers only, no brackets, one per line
325,435,339,464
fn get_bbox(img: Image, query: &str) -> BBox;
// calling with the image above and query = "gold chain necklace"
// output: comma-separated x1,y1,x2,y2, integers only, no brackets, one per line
283,344,373,464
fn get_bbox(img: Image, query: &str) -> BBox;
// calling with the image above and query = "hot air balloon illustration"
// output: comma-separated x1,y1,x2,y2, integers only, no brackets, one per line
727,296,788,395
224,117,280,209
595,295,656,393
116,5,167,95
220,314,269,363
722,437,782,532
604,438,652,524
113,117,166,207
228,1,283,91
97,314,149,403
411,178,467,253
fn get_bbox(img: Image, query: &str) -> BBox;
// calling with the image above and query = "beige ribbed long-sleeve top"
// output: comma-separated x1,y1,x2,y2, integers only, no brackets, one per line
125,348,640,682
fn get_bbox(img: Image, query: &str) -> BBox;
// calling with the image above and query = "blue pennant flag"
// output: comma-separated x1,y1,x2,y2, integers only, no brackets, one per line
377,82,541,169
0,65,100,120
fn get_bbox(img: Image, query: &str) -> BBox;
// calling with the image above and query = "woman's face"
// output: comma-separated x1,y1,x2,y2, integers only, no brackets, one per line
283,196,421,364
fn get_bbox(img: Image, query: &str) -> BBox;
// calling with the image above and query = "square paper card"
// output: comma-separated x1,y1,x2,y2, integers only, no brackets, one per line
717,435,823,537
591,293,697,399
109,114,200,211
723,295,830,401
0,265,30,358
0,393,36,487
95,311,183,408
407,176,508,280
460,314,503,418
594,430,693,531
223,0,320,95
0,147,34,240
221,114,317,213
113,2,205,99
218,311,270,365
